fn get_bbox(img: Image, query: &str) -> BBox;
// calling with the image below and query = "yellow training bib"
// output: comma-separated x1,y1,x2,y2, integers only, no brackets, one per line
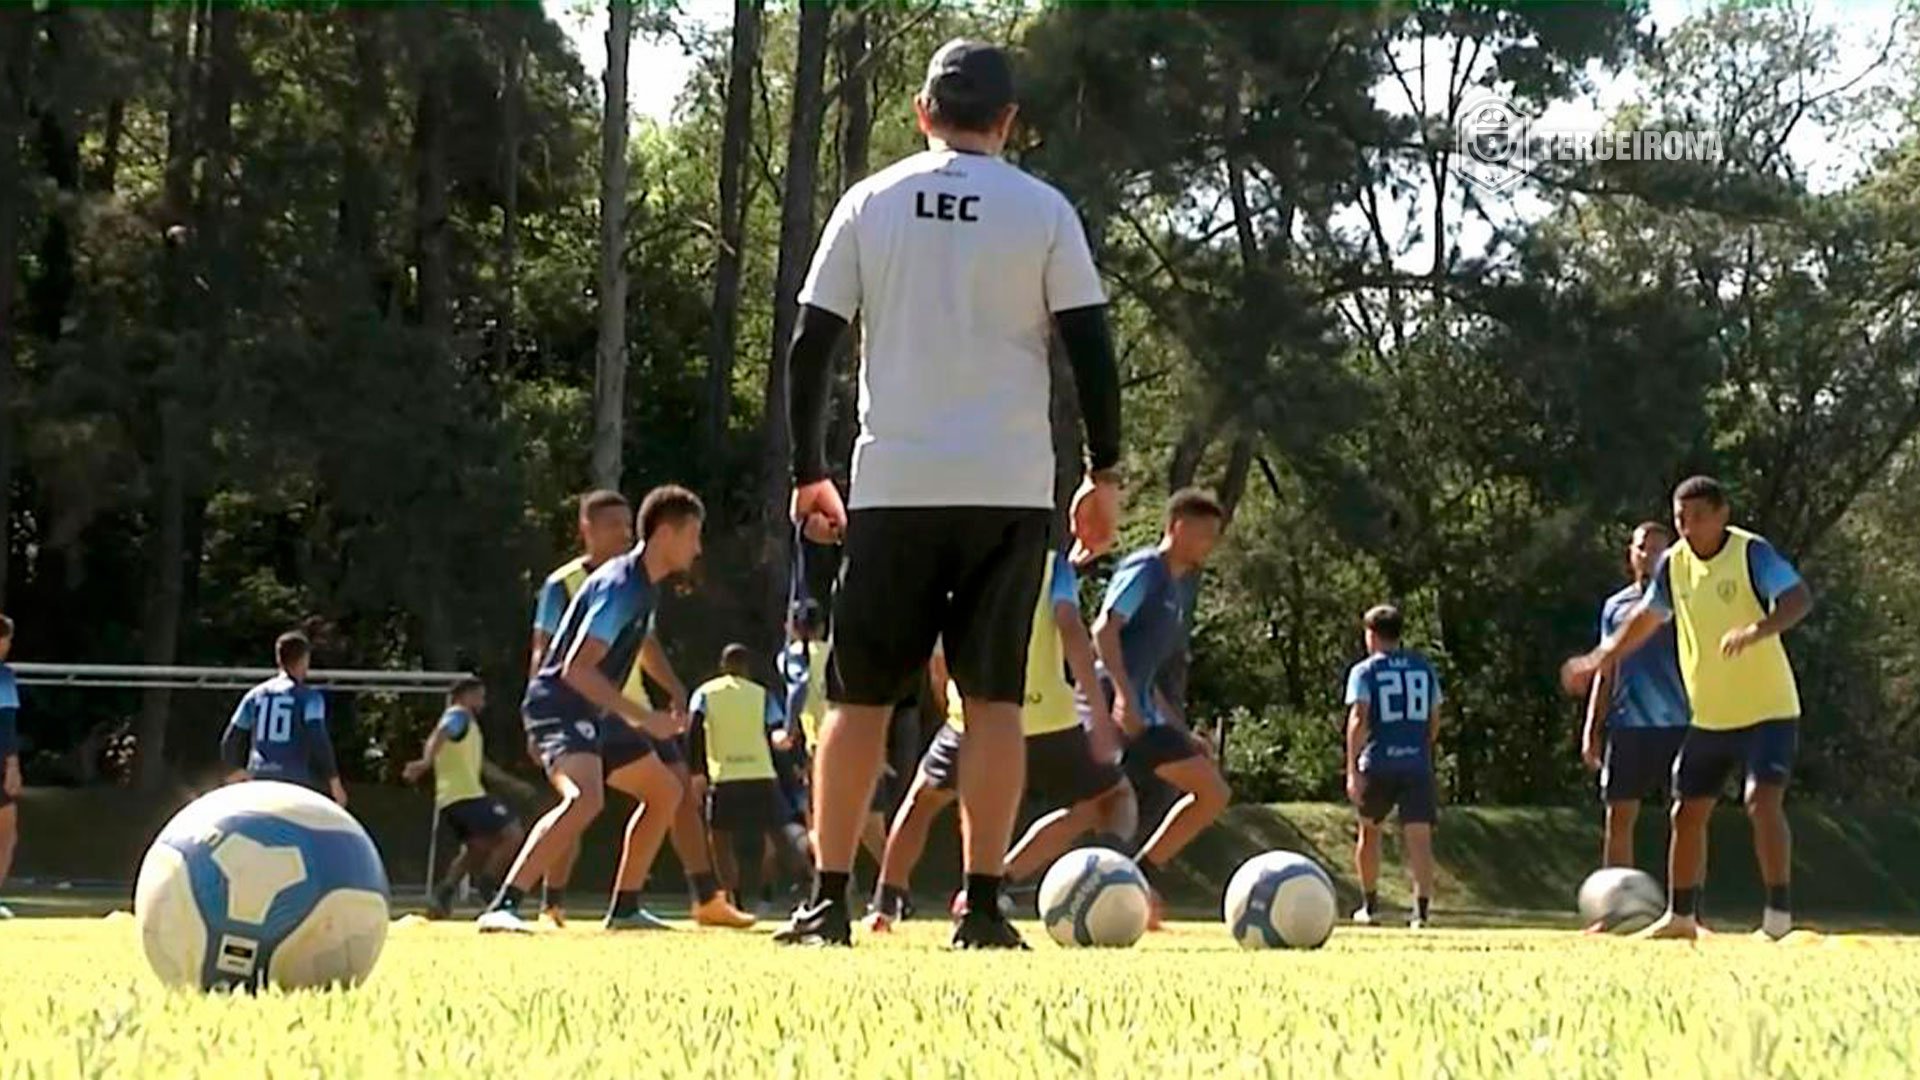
432,709,487,810
947,554,1080,737
695,675,777,783
1666,527,1800,730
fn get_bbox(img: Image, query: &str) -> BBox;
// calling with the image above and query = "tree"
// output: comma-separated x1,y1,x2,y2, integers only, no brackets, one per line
592,0,631,491
701,0,761,478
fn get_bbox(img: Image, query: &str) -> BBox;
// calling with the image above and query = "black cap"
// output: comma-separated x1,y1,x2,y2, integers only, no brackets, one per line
923,39,1014,115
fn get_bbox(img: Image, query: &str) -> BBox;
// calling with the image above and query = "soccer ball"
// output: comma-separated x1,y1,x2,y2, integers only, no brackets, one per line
1224,850,1337,949
1037,847,1151,947
1577,867,1665,933
134,781,390,991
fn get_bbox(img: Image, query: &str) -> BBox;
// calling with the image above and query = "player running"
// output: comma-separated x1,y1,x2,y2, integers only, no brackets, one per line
1344,605,1443,929
479,486,703,934
403,677,525,920
220,631,347,806
1092,490,1230,928
530,490,751,930
865,549,1131,931
776,37,1122,948
1563,476,1813,941
0,615,19,919
687,645,796,913
1580,521,1689,885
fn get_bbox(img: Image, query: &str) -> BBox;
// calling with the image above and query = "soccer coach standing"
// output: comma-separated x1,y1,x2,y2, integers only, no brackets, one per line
775,40,1123,949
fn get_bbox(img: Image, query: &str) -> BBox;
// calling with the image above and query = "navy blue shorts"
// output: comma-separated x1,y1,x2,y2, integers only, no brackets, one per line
599,720,659,774
1674,720,1796,799
1355,769,1437,826
1601,726,1688,803
707,778,785,833
651,732,686,769
440,796,516,841
1124,725,1203,775
526,716,602,773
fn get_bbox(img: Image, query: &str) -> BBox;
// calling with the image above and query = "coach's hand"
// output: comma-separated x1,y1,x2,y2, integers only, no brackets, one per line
1069,471,1120,566
792,478,848,544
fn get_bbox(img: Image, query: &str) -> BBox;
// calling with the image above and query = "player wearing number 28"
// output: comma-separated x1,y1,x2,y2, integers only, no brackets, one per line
1343,605,1442,928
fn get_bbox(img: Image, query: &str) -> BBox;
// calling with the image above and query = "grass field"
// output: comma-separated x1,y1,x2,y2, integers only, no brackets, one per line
3,915,1918,1078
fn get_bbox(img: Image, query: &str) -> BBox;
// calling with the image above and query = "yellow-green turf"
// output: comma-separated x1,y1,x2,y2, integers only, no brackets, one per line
2,916,1917,1078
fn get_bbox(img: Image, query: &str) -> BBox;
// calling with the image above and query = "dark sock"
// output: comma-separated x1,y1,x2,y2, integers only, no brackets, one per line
690,872,721,904
1415,895,1430,920
432,881,455,905
1135,856,1163,891
609,890,641,919
877,883,910,918
541,885,565,910
1671,887,1699,917
966,874,1002,918
814,871,850,909
1364,890,1380,913
493,885,526,913
1766,884,1790,912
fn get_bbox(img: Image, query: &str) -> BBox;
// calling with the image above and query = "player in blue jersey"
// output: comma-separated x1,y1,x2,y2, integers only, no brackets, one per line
1092,489,1230,929
1581,521,1690,882
1344,606,1443,929
0,615,19,919
479,486,705,934
220,631,346,806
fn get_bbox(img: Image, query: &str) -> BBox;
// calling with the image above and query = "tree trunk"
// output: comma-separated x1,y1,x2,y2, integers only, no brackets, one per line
341,8,387,307
412,17,450,342
493,7,523,370
824,8,869,473
592,0,632,491
27,4,82,343
1217,434,1255,521
0,7,29,608
758,0,830,585
701,0,761,476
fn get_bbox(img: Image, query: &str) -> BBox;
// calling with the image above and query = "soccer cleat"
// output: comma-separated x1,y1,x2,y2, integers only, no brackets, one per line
951,912,1030,951
604,908,675,932
1630,912,1699,941
538,905,567,931
425,899,452,922
477,908,537,934
1409,916,1430,931
862,909,896,934
1351,907,1376,926
772,899,852,947
0,904,13,920
693,893,757,929
1757,909,1792,942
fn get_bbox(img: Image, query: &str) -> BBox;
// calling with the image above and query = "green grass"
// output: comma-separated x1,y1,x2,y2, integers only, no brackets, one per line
2,917,1918,1077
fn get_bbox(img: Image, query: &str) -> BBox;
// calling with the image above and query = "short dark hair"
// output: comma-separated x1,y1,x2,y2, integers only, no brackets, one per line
579,489,629,519
921,39,1014,134
1635,519,1675,542
0,614,12,639
789,598,822,631
1167,488,1227,525
275,630,312,669
638,485,705,540
720,643,751,674
924,94,1007,134
1363,604,1404,641
448,676,485,703
1673,475,1727,508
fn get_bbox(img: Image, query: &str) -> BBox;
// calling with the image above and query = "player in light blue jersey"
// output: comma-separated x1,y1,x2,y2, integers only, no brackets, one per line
0,615,19,918
1581,521,1690,881
220,631,346,806
1344,605,1443,929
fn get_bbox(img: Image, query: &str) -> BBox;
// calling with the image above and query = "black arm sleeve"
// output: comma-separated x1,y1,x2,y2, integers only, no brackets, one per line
219,724,250,772
307,720,339,782
786,304,851,484
686,711,709,778
1053,304,1122,472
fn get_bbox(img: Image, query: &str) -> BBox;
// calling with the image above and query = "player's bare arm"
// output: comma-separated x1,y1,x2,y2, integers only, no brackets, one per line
402,720,452,784
1722,582,1814,658
1561,601,1665,695
1580,662,1612,772
528,629,552,681
639,631,688,713
1057,600,1117,761
927,651,952,719
562,637,679,738
1092,609,1140,736
1344,702,1369,805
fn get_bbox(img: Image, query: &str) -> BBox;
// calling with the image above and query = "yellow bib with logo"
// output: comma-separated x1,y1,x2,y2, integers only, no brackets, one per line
696,675,777,783
432,709,487,810
555,557,653,707
947,555,1079,738
797,641,830,749
1666,527,1800,730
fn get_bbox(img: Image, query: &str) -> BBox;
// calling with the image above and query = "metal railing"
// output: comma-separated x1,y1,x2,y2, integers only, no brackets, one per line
10,663,472,695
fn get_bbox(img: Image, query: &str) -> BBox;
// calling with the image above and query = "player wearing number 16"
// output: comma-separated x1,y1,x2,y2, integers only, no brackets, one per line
220,631,347,807
1343,605,1442,929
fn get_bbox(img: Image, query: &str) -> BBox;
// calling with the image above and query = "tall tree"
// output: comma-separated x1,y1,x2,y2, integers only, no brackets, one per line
701,0,760,477
592,0,632,490
0,7,30,607
493,6,525,371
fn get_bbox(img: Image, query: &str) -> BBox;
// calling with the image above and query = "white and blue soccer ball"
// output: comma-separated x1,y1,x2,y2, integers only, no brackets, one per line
134,781,390,991
1037,847,1151,948
1577,867,1665,934
1223,850,1337,949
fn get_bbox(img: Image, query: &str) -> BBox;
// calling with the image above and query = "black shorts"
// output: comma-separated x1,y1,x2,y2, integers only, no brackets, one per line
1027,725,1125,807
650,732,686,769
1354,769,1437,826
526,715,602,772
707,778,786,833
440,796,516,841
1674,720,1796,800
598,720,658,773
1123,726,1202,774
828,507,1052,707
1601,727,1688,803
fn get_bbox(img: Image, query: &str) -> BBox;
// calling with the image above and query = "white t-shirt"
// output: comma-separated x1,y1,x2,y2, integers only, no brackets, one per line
798,149,1106,510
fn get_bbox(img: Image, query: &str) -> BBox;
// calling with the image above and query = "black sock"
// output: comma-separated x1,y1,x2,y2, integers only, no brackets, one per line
433,881,455,904
1766,884,1790,912
609,890,641,919
1415,895,1430,920
1671,887,1699,917
877,883,910,918
966,874,1002,918
690,872,721,904
541,885,565,910
494,885,525,913
1364,890,1379,913
814,871,850,908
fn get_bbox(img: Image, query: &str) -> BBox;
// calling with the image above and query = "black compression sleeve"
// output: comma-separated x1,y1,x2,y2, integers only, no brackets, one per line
686,712,708,778
786,304,851,484
1054,304,1122,472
